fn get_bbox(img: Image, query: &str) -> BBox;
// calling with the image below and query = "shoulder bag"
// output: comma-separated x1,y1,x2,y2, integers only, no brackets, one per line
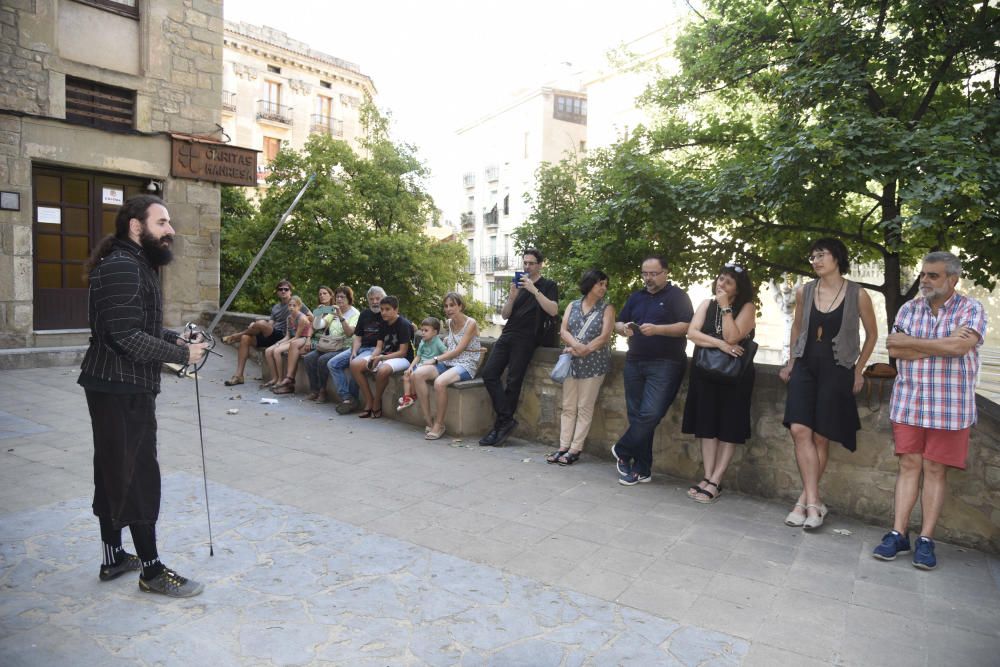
550,304,603,384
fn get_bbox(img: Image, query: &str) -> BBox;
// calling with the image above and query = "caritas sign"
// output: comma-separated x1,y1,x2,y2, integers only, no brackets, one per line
171,135,258,186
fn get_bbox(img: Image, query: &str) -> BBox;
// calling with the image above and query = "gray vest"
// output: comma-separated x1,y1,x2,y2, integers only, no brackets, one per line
791,279,862,369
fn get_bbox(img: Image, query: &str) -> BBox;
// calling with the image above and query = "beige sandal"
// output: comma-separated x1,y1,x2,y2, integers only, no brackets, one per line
425,426,445,440
224,375,244,386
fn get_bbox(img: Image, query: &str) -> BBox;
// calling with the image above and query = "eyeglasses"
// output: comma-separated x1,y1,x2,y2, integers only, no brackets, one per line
724,263,744,273
523,260,539,266
276,287,290,292
917,271,943,280
641,271,664,278
807,251,829,263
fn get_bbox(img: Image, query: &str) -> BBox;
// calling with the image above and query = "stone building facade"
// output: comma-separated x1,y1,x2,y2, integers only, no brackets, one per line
0,0,225,348
222,21,377,184
455,87,588,325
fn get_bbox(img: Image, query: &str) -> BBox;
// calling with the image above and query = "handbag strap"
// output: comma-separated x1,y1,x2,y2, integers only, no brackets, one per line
572,303,602,342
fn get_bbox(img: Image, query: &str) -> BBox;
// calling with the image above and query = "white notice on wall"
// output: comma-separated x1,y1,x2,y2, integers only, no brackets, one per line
37,206,61,224
102,187,124,206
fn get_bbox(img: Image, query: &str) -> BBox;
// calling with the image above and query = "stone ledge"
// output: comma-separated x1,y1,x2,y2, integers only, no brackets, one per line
0,345,87,370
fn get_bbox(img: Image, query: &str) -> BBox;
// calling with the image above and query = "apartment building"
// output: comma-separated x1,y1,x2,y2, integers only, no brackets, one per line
222,21,377,184
456,87,587,322
0,0,230,348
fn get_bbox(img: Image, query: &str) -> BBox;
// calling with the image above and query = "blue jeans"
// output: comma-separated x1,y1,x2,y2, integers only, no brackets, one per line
615,358,686,477
327,347,374,401
303,349,340,392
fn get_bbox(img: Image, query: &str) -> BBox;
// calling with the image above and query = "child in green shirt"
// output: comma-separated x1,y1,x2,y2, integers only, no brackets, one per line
398,317,446,411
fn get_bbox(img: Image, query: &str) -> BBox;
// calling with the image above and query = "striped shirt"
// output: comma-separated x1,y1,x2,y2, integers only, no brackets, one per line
78,239,188,393
890,292,987,430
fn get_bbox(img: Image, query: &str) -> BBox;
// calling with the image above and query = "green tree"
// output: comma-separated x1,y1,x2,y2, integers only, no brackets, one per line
518,0,999,326
220,104,473,323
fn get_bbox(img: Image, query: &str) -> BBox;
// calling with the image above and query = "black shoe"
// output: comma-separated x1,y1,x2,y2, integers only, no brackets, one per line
493,419,518,447
98,552,141,581
479,428,500,446
138,567,204,598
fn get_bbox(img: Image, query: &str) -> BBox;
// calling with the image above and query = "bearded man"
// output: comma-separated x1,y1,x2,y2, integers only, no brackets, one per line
78,195,207,597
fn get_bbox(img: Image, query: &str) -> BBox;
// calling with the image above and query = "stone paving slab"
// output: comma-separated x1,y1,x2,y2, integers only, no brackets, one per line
0,473,747,666
1,353,1000,665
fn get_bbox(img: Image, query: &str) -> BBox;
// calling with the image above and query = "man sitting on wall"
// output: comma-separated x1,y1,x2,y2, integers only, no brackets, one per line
222,279,308,386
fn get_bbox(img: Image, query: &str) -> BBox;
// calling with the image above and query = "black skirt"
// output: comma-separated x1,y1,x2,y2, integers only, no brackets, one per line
782,347,860,451
682,360,755,444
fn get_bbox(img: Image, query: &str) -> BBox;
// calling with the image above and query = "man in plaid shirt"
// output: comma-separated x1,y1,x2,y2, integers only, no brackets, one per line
873,252,987,570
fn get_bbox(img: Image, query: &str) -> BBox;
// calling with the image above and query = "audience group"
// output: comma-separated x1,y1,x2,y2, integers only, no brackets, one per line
221,242,987,571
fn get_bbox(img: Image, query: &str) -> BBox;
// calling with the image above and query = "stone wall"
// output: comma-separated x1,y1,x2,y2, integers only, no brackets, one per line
512,347,1000,554
0,0,224,345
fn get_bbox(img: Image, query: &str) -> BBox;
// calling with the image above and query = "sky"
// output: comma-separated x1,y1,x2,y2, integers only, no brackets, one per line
224,0,689,214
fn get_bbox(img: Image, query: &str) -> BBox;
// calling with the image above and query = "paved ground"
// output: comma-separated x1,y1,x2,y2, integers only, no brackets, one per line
1,347,999,666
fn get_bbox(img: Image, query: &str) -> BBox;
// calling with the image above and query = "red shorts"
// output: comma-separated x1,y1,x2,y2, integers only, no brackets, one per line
892,422,970,469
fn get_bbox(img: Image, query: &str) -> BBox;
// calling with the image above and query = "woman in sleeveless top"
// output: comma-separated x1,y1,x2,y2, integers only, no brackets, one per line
779,238,878,530
411,292,482,440
682,264,757,503
546,269,615,465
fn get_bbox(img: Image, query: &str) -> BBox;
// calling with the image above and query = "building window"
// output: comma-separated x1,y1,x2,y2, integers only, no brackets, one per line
320,80,332,89
463,172,475,189
485,165,499,182
71,0,138,19
263,137,281,163
65,76,135,133
503,194,509,216
554,95,587,124
267,65,281,74
264,80,281,105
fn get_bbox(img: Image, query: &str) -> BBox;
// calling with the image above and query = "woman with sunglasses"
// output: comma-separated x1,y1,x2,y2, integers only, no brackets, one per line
682,264,757,503
778,238,878,529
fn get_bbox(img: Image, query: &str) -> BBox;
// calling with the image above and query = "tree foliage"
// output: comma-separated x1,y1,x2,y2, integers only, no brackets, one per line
517,0,999,326
220,104,476,323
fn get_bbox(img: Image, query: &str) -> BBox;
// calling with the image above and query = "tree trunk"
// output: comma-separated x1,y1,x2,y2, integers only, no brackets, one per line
880,182,904,331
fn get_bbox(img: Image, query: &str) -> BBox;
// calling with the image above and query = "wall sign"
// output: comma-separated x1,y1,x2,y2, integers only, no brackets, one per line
37,206,61,224
0,191,20,211
102,187,124,205
171,136,258,186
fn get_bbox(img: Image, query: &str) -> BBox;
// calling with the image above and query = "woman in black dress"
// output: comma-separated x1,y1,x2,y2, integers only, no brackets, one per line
683,264,757,503
779,239,878,529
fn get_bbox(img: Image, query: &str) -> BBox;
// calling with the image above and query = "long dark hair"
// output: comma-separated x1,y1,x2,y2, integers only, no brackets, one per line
84,195,165,273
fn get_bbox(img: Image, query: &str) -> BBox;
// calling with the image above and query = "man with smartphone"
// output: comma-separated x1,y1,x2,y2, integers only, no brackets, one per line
611,254,693,485
479,248,559,446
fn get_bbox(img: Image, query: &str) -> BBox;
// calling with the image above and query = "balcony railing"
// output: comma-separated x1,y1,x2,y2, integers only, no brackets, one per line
256,100,292,124
483,206,499,228
465,258,477,274
222,91,236,112
463,172,475,188
480,255,512,273
485,165,499,181
489,281,508,313
460,211,475,230
310,114,344,137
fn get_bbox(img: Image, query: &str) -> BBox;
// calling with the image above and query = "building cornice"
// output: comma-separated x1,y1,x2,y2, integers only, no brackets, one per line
224,21,377,96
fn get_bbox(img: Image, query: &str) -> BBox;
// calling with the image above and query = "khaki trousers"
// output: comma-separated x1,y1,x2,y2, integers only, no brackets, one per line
559,374,605,452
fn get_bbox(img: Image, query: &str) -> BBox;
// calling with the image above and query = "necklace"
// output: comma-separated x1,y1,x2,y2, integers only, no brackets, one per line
815,279,846,342
713,301,724,335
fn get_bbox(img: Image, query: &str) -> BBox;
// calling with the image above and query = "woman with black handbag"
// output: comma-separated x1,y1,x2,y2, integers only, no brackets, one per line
682,264,757,503
778,238,878,530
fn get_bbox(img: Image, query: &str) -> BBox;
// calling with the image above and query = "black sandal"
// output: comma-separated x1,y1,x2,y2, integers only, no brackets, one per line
688,477,710,497
557,451,581,466
692,481,723,504
546,449,569,464
358,409,375,419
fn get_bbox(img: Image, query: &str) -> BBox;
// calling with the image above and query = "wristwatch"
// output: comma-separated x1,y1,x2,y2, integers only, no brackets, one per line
720,306,733,315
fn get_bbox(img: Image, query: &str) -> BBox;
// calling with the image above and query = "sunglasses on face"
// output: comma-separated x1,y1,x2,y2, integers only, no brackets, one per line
276,287,290,292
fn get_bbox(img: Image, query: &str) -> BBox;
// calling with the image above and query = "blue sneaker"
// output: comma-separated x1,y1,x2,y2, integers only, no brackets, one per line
912,536,937,570
872,530,911,561
619,471,639,486
611,444,630,476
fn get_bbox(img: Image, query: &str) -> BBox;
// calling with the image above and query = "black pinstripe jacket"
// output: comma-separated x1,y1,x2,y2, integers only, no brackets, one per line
79,238,188,393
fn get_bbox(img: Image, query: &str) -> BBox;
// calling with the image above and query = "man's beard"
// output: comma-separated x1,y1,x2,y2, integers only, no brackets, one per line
140,228,174,267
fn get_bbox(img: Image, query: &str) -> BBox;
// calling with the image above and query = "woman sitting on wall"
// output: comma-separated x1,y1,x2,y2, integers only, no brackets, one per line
264,295,312,392
682,264,757,502
546,269,614,466
410,292,482,440
301,286,360,401
779,238,878,529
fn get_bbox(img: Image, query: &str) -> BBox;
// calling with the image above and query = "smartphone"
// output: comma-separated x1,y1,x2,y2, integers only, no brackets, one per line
513,270,526,285
627,322,641,334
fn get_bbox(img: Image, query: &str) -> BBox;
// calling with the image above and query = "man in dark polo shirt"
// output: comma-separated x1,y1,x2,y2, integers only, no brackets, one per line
611,254,693,485
480,248,559,446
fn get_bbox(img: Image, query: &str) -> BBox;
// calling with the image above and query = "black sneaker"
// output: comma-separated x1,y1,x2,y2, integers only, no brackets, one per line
138,567,205,598
493,419,518,447
98,552,141,581
479,428,500,446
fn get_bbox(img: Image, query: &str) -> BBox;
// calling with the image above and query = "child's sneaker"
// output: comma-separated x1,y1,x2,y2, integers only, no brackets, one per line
397,395,416,412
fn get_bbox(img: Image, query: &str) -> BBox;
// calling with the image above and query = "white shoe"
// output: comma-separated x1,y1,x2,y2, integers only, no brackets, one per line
784,502,807,527
802,503,828,530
